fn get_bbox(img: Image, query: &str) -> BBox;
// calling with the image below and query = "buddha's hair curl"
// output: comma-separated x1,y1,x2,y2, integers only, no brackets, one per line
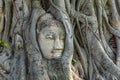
37,13,64,32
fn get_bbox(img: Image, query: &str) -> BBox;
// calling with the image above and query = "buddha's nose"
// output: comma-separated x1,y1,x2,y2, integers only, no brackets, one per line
54,38,63,50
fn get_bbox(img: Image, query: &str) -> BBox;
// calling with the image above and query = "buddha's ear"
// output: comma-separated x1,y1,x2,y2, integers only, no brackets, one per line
37,29,40,34
36,23,41,34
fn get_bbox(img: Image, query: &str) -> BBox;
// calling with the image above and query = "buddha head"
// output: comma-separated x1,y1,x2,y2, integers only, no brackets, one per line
37,14,65,59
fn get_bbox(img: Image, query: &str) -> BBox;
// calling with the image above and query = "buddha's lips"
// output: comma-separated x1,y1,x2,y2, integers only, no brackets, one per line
51,50,63,53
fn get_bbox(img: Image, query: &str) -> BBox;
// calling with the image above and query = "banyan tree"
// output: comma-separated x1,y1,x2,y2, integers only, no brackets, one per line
0,0,120,80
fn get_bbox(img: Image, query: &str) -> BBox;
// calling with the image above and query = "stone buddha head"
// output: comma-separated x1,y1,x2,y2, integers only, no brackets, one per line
37,14,65,59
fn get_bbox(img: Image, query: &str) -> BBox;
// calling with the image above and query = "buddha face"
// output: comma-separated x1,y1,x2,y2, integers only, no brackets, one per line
38,24,65,59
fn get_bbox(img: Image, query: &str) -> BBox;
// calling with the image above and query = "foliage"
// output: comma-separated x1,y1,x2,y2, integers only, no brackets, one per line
0,40,8,47
72,59,77,65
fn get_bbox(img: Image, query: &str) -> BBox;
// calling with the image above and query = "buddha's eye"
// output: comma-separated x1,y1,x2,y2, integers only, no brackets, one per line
45,32,55,39
59,33,65,40
59,36,65,40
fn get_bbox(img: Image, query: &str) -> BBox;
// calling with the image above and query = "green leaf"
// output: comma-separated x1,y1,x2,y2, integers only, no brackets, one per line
0,40,8,47
0,40,2,43
3,43,8,47
72,59,77,65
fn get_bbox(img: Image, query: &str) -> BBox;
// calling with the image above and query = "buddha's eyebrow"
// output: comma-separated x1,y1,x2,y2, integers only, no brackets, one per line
45,31,55,36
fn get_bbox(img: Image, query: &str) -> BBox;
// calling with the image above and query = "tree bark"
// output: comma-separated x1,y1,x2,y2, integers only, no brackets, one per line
0,0,120,80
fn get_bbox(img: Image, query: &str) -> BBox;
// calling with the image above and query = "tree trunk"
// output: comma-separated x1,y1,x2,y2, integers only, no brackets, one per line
0,0,120,80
